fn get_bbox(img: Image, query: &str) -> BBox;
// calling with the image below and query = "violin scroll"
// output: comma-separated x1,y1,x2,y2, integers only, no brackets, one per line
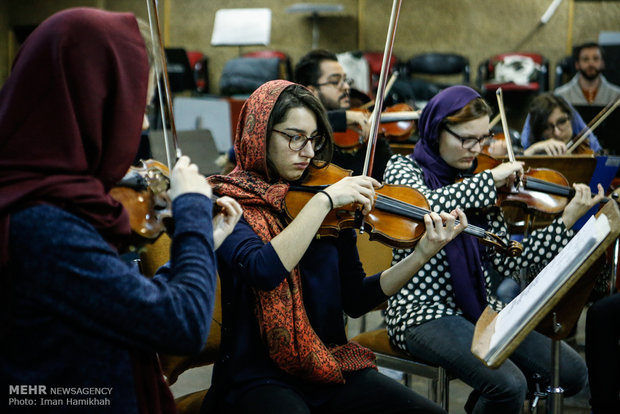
110,159,172,248
479,230,523,257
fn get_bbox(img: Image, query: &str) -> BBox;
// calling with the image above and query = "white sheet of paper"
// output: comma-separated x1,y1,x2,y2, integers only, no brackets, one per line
211,8,272,46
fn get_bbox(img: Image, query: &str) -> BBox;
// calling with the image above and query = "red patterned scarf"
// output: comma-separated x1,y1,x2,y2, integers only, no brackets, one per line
208,80,375,383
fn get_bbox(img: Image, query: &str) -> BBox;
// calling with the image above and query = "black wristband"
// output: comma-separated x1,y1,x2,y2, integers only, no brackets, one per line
318,190,334,210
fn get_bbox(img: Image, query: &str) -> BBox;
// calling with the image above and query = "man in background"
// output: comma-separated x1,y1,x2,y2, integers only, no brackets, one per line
555,42,620,106
294,49,393,181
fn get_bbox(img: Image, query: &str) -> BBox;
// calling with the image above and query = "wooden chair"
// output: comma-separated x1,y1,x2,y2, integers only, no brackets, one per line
353,231,452,410
140,234,221,414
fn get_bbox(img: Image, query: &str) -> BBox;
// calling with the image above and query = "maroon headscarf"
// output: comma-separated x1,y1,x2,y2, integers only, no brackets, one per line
209,80,375,383
0,7,149,263
0,8,176,414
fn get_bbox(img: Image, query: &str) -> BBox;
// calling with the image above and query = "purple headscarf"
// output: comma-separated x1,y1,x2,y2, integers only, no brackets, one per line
412,86,488,322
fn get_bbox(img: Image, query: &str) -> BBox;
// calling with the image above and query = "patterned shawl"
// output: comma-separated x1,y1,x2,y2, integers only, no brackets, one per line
208,80,375,383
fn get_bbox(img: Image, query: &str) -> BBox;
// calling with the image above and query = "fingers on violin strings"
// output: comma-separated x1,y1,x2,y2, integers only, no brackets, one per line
423,213,434,228
426,211,443,229
439,211,456,228
573,183,588,200
454,207,467,228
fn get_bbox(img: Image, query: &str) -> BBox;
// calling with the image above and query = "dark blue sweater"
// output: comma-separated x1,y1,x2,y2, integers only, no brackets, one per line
2,194,216,413
207,217,388,408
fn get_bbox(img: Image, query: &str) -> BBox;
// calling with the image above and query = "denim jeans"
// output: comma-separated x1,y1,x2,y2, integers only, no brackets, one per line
404,315,587,414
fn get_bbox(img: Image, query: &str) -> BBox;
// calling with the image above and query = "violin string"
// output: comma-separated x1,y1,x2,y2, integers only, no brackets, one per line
375,194,487,238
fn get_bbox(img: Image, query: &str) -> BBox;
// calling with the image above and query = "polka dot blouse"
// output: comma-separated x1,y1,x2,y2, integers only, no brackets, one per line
383,154,574,352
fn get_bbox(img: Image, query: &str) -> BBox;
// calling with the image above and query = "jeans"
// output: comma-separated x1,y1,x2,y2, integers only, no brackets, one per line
404,315,587,414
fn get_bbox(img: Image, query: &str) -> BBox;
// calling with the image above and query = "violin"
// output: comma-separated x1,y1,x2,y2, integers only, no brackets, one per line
571,142,595,155
284,163,523,256
481,132,507,157
332,103,419,149
110,159,172,247
470,153,570,217
471,88,615,232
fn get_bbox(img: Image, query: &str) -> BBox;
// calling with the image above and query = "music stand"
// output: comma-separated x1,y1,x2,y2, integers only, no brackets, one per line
211,8,272,54
285,3,344,49
472,201,620,413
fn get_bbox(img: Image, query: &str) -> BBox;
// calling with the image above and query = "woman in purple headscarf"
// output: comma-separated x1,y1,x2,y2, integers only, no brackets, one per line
383,85,603,413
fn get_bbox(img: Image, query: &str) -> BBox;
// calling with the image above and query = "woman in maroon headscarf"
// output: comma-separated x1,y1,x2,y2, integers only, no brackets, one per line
0,8,241,413
383,85,603,414
203,79,466,414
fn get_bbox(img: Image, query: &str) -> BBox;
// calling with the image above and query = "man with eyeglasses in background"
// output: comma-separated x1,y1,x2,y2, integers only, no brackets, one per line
295,49,393,181
520,92,602,155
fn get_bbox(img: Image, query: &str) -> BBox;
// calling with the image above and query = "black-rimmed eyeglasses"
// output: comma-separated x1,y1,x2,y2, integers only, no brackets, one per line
272,129,326,152
542,116,570,136
315,76,353,89
444,124,494,149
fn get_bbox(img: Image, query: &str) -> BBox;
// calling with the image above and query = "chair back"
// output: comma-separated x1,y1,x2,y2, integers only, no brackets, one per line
477,52,549,93
408,52,470,81
243,50,293,80
405,52,470,102
363,51,399,97
164,48,198,93
554,55,575,89
186,51,209,94
219,57,282,96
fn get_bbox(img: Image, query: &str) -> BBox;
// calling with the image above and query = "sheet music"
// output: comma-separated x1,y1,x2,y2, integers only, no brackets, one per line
487,214,610,357
211,9,272,46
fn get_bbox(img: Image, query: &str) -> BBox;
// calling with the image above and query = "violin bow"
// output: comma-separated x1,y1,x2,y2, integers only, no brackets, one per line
566,96,620,154
495,88,520,186
361,0,402,179
489,113,501,129
359,70,399,111
146,0,182,169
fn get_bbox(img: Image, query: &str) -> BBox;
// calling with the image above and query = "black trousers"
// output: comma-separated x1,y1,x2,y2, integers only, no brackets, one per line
227,368,446,414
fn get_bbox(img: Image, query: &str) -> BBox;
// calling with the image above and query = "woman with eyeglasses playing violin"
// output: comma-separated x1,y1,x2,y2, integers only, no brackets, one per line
520,93,602,155
383,86,603,414
202,79,471,414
